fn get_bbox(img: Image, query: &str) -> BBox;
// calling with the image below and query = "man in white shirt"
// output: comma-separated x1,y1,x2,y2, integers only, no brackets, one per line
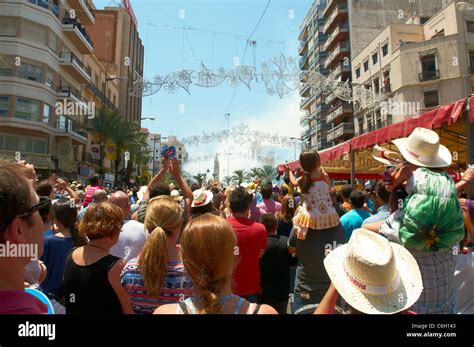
109,191,147,262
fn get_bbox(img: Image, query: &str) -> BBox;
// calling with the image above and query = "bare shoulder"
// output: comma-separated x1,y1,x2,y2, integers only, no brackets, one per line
154,303,179,315
258,304,278,315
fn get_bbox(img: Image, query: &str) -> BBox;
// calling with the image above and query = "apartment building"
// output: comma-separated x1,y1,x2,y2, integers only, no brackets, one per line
0,0,98,178
352,1,474,136
298,0,330,151
299,0,446,149
87,4,144,124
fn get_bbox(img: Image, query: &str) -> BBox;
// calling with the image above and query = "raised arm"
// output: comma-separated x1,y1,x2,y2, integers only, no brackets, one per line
57,178,78,202
314,283,339,314
286,165,300,188
385,163,415,193
456,168,473,195
143,158,170,202
170,158,193,218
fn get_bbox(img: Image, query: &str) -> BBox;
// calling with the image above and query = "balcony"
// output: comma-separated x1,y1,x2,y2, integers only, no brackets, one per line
327,122,354,142
419,70,440,82
68,0,95,25
330,63,351,79
57,85,81,101
322,3,348,34
324,41,350,70
299,52,310,69
299,40,309,56
55,118,88,144
326,102,353,123
62,17,93,54
316,103,329,115
300,81,311,97
301,126,311,140
300,94,316,110
86,83,120,114
59,52,91,84
322,22,349,52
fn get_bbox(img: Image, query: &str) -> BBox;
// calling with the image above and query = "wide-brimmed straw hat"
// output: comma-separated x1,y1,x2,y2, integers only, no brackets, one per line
324,229,423,314
372,144,403,166
392,127,452,168
191,189,213,207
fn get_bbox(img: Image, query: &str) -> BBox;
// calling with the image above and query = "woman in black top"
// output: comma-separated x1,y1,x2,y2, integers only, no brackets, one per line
63,202,133,314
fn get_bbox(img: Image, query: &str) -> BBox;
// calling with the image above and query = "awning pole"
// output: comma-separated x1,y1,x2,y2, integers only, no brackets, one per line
351,148,355,188
467,97,472,166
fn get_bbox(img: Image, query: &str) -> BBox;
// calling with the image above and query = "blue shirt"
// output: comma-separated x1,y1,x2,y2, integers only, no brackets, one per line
43,229,54,239
255,192,263,205
362,205,391,226
40,235,74,295
340,209,372,241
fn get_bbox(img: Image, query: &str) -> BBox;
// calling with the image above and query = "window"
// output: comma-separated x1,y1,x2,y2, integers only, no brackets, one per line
178,154,182,159
0,17,17,37
424,90,439,108
355,67,361,78
374,78,380,94
0,133,47,153
431,29,444,39
382,43,389,57
372,52,378,65
363,60,369,72
420,54,438,81
5,136,18,151
34,139,47,154
22,20,47,45
467,21,474,33
15,98,40,121
420,17,430,25
0,56,13,76
0,96,8,117
48,32,58,53
18,63,43,82
43,104,51,124
57,115,66,129
470,51,474,73
179,147,182,151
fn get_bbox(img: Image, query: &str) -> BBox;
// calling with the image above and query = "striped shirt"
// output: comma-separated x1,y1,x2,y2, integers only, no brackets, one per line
121,257,194,314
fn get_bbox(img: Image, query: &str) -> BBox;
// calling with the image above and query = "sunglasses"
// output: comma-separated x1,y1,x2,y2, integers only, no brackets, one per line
0,196,52,232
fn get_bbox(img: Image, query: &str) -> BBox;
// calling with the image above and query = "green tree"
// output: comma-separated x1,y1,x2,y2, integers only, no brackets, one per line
260,165,277,183
192,173,207,187
232,169,249,185
222,176,233,187
249,167,264,180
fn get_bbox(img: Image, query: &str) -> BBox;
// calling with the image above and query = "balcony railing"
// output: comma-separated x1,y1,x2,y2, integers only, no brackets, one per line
327,122,354,141
59,52,92,77
87,83,119,113
324,41,350,69
323,3,348,33
57,85,81,100
28,0,60,18
326,102,353,123
419,70,440,82
323,22,349,51
62,17,94,48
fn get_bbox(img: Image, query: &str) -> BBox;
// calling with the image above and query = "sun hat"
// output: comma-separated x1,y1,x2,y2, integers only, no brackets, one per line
372,144,403,166
392,127,452,168
324,228,423,314
191,189,213,207
170,189,183,201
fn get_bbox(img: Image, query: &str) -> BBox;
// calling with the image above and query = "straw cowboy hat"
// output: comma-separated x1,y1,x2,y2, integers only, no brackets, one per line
191,189,213,207
372,144,403,166
324,229,423,314
392,127,452,168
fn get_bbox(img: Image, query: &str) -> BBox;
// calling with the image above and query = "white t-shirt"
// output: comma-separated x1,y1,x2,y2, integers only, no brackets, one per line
110,220,147,262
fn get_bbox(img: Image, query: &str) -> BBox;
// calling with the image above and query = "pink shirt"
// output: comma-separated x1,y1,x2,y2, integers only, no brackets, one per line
0,290,48,314
257,199,282,215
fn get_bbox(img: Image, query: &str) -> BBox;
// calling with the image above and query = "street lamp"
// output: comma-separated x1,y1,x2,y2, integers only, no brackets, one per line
456,2,473,165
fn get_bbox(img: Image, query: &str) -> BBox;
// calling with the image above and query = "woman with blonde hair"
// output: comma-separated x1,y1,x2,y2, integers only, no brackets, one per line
154,213,277,314
222,186,235,218
121,196,193,314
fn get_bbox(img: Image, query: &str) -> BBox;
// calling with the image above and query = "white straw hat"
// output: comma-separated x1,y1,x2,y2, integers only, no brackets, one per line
372,144,403,166
324,229,423,314
191,189,213,207
392,127,452,168
170,189,183,201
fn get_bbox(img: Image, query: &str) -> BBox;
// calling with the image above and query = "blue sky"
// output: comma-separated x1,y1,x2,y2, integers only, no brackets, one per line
93,0,313,176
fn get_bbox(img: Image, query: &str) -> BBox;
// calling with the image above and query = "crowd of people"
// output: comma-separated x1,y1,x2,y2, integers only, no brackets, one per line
0,128,473,315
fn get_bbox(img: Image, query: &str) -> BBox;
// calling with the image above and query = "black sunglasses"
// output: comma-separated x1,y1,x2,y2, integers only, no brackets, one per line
0,196,52,232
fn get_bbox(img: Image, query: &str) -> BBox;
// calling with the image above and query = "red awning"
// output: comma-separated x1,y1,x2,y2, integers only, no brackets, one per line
319,141,351,163
351,98,466,151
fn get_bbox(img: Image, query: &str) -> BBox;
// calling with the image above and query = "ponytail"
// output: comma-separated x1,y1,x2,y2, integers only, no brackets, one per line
139,226,170,297
70,226,88,247
194,272,227,314
299,171,312,194
298,151,321,194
